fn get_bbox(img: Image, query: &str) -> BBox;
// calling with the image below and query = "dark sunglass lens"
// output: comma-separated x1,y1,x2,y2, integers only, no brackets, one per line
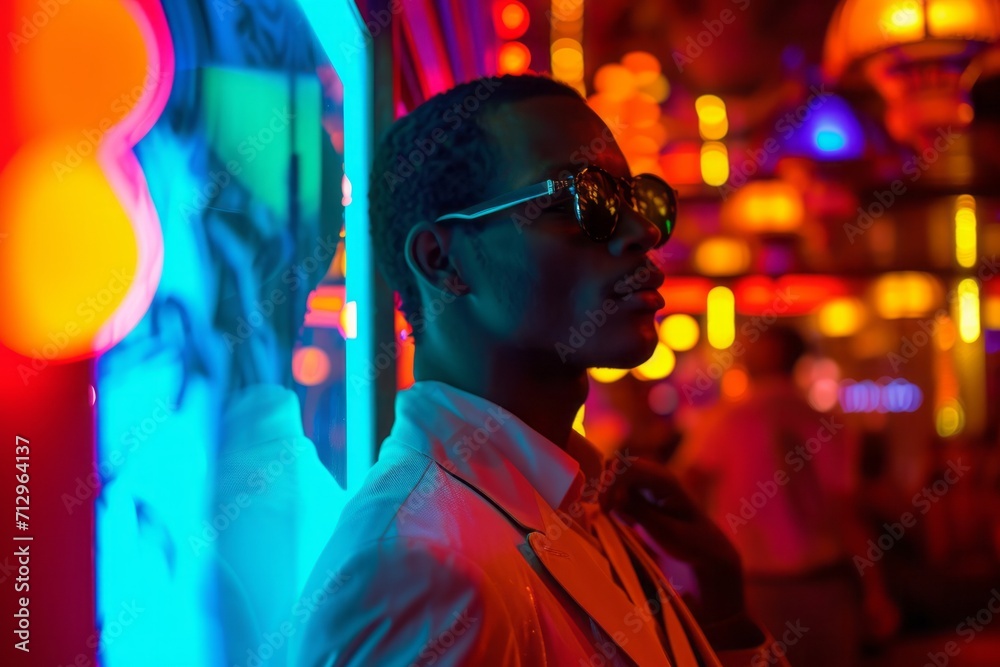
632,174,677,247
575,169,619,242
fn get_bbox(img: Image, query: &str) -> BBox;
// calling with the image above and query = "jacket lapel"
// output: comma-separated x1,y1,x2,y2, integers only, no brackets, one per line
418,443,674,666
527,494,674,667
614,519,723,667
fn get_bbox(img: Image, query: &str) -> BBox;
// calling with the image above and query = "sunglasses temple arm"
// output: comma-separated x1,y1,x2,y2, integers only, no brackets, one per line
434,180,561,222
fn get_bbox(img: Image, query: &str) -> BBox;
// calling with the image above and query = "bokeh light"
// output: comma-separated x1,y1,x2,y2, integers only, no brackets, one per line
935,400,965,437
292,346,331,386
818,298,866,337
632,343,676,380
707,286,735,348
700,141,729,186
589,367,629,383
658,314,700,351
498,41,531,75
721,367,749,400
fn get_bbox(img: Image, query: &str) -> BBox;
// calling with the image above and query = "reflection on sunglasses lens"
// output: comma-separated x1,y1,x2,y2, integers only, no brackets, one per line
576,169,675,245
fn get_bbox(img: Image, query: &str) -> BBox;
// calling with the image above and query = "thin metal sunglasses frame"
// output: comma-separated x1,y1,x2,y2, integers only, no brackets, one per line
434,177,574,223
432,167,677,248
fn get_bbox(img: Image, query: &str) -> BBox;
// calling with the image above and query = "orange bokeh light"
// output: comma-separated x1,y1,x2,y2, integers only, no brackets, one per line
292,346,331,386
0,0,172,361
498,41,531,75
721,367,749,399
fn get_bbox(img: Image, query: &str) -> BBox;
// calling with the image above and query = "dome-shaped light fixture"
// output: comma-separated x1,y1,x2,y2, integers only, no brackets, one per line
824,0,1000,149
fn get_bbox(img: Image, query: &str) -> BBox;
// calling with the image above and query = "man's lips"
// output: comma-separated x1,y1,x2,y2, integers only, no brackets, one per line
629,288,666,310
610,264,666,301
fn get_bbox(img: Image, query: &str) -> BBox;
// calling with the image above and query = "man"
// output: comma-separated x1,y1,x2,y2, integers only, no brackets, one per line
291,74,783,667
673,326,900,666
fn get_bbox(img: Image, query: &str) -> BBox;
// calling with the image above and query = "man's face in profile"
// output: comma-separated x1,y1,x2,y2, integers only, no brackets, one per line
454,94,665,371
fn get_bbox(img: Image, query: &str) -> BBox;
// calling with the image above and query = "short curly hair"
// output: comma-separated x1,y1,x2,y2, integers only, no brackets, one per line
368,74,583,337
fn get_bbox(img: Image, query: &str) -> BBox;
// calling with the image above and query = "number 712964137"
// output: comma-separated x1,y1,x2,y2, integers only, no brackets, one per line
15,436,29,528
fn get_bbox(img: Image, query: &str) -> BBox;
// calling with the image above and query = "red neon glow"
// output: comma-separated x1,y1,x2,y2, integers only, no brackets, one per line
494,1,530,40
734,275,853,315
657,278,714,314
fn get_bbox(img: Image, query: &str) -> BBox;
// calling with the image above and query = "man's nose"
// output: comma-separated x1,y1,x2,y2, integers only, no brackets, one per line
605,203,662,256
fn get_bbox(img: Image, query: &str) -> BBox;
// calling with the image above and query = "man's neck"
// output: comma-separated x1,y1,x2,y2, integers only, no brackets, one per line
413,345,589,449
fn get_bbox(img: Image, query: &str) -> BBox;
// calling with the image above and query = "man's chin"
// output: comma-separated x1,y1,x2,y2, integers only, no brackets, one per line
580,327,659,370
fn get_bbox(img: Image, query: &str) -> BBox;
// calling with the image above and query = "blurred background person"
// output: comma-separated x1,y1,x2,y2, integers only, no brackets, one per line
671,325,900,666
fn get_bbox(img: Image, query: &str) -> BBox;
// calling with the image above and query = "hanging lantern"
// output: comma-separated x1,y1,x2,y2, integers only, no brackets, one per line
824,0,1000,149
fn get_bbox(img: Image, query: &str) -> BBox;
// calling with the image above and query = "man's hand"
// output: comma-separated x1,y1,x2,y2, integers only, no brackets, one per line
599,458,745,625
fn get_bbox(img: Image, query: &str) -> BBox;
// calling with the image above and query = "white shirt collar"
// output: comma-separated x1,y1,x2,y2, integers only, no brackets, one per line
393,380,586,510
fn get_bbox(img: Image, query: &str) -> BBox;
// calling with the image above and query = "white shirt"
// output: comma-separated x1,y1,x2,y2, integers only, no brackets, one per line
291,380,778,667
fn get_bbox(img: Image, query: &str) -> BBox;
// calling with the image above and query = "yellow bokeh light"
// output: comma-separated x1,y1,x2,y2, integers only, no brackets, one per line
707,286,736,349
658,314,700,351
872,272,942,318
935,400,965,438
818,298,866,337
695,95,726,124
0,137,140,359
589,367,630,383
551,36,583,53
700,142,729,187
551,37,584,82
552,46,584,75
956,278,980,343
955,197,977,268
572,404,586,436
887,5,921,32
700,116,729,141
693,237,751,277
632,343,676,380
928,0,979,36
697,94,728,140
722,180,804,233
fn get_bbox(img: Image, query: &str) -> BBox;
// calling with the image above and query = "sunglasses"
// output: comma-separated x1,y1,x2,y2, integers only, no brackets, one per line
434,166,677,249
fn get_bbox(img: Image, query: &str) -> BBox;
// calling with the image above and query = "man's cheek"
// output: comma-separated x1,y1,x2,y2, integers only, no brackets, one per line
613,279,633,299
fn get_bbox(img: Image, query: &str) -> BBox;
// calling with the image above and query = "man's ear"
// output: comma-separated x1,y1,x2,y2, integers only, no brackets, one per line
404,223,470,297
